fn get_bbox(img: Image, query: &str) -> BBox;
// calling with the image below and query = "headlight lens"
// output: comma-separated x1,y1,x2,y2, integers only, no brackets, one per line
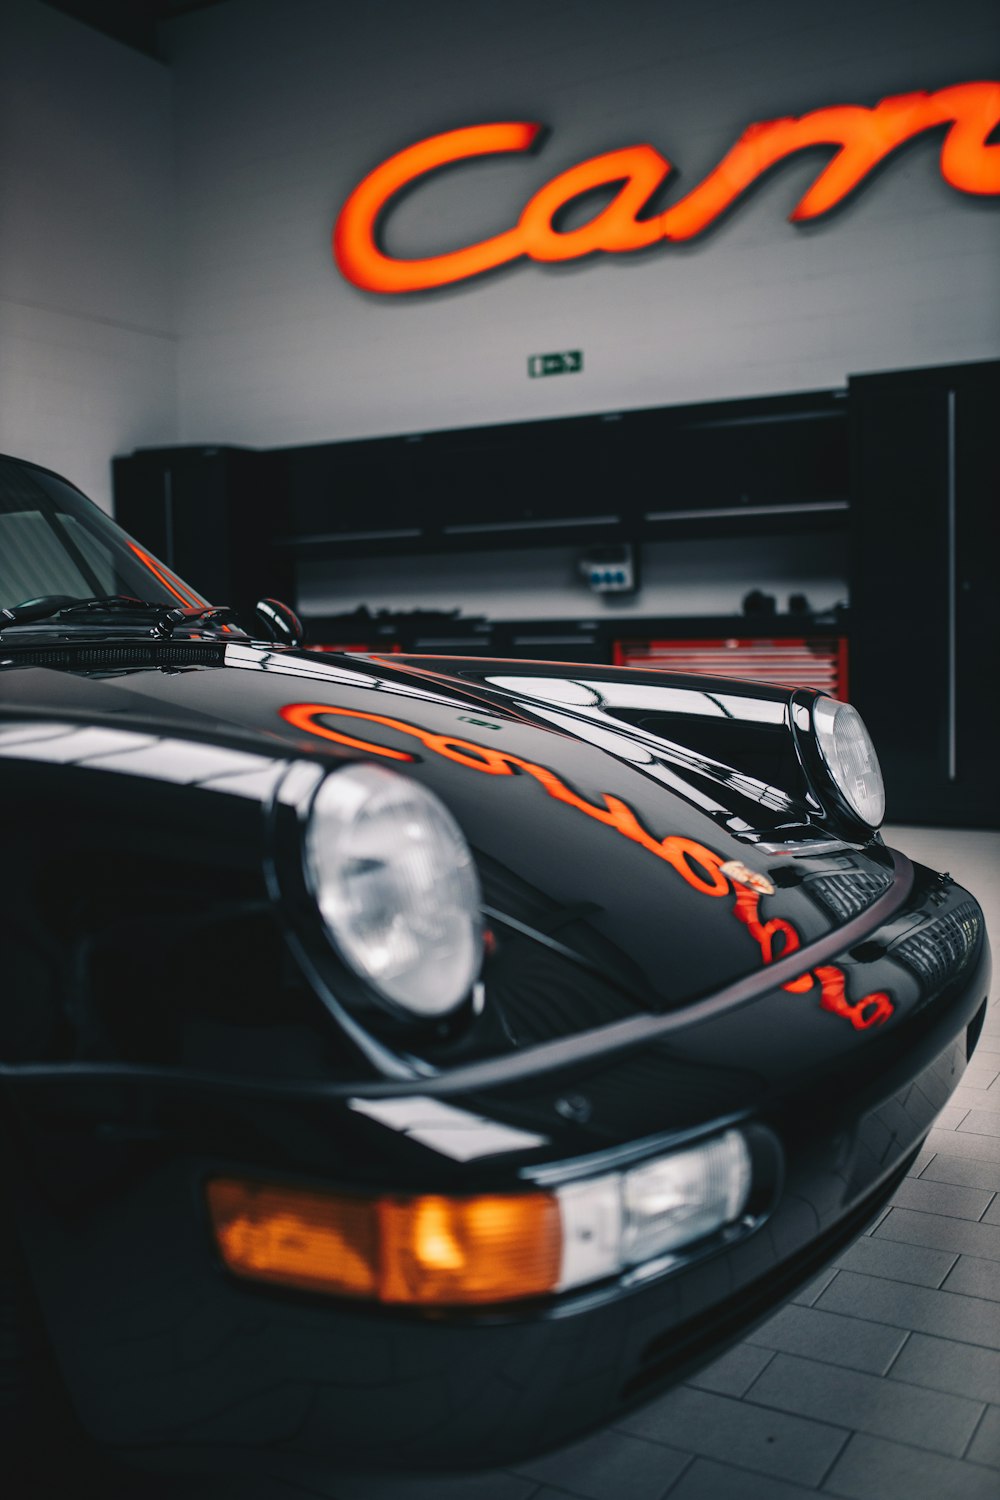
621,1131,753,1263
305,764,481,1017
559,1128,753,1287
812,696,886,828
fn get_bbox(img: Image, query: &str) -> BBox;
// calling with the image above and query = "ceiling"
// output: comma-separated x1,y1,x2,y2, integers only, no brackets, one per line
41,1,233,58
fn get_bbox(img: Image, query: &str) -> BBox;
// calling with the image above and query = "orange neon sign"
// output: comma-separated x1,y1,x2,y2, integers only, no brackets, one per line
280,702,894,1029
333,82,1000,293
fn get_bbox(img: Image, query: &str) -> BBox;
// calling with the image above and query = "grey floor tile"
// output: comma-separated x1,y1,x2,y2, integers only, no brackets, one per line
960,1110,1000,1139
908,1147,936,1176
685,1344,774,1398
666,1456,822,1500
883,829,1000,902
823,1432,1000,1500
889,1176,996,1221
862,1203,892,1235
511,1427,689,1500
966,1405,1000,1468
615,1386,848,1487
935,1105,971,1132
875,1205,1000,1261
982,1197,1000,1225
920,1153,1000,1192
951,1088,1000,1116
745,1351,983,1457
888,1331,1000,1404
834,1233,957,1288
791,1267,838,1307
748,1303,907,1374
816,1268,1000,1349
924,1128,1000,1165
961,1058,1000,1091
943,1254,1000,1302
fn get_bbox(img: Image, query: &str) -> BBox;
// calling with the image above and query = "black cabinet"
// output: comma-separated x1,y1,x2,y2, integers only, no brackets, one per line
850,361,1000,828
113,446,292,618
280,415,620,553
272,391,848,560
610,396,848,523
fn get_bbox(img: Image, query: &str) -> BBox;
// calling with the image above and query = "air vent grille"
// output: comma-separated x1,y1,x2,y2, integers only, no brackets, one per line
2,645,225,669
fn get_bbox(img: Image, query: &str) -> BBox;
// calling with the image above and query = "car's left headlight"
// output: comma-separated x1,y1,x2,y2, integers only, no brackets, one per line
305,764,482,1018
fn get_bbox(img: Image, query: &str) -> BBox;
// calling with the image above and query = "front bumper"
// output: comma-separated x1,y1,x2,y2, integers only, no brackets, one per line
4,870,991,1473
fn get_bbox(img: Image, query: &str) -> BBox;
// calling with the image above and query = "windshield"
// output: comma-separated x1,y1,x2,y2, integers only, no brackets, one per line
0,456,208,614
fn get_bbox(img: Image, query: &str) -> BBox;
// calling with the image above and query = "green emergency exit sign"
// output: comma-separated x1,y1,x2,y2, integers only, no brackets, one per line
528,350,583,378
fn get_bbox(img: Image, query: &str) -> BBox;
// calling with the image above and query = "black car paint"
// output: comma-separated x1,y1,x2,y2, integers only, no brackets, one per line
0,648,903,1033
0,459,991,1475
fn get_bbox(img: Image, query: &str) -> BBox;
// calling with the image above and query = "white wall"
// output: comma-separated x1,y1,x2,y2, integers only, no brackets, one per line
164,0,1000,449
0,0,177,510
2,0,995,625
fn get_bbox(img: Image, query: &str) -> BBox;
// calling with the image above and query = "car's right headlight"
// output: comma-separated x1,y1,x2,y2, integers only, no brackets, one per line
811,696,886,829
304,763,482,1019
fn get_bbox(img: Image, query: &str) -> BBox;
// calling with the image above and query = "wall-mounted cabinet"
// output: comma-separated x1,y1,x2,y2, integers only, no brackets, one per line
271,389,849,560
603,396,849,530
280,415,615,555
849,360,999,828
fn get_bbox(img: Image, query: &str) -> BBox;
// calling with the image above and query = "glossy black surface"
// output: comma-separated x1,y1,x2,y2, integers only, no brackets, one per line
849,360,1000,827
0,455,991,1476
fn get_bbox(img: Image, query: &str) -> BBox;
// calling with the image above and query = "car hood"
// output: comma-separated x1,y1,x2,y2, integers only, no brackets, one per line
0,641,895,1020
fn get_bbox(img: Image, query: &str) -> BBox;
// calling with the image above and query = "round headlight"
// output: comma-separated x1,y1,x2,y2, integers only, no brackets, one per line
812,696,886,828
305,764,482,1017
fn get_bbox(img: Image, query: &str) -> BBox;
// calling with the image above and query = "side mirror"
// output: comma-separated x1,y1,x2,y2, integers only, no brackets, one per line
254,597,304,648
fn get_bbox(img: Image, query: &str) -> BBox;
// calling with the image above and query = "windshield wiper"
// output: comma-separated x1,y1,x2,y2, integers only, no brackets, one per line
147,603,235,637
0,595,234,636
1,593,92,627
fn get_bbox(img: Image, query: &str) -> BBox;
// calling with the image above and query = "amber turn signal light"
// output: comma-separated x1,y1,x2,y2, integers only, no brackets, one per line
206,1178,562,1306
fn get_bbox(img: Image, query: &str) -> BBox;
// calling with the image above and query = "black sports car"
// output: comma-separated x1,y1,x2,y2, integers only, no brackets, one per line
0,454,990,1484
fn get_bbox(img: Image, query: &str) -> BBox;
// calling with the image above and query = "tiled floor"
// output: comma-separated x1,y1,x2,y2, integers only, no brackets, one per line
316,827,1000,1500
67,828,1000,1499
